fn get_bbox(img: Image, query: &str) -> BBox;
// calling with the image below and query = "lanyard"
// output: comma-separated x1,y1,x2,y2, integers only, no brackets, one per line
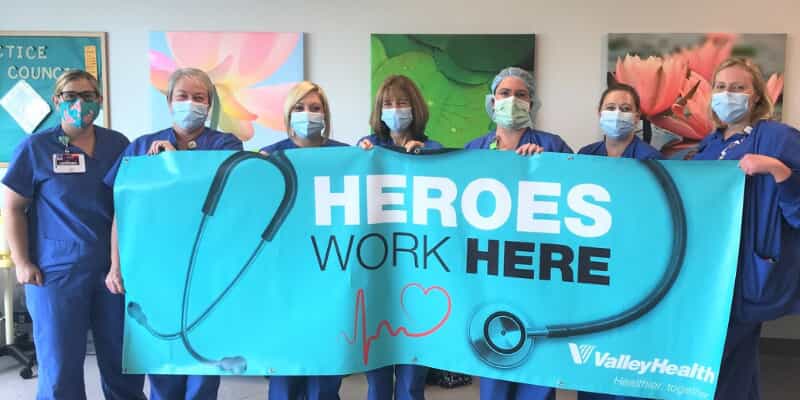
718,126,752,160
58,135,71,153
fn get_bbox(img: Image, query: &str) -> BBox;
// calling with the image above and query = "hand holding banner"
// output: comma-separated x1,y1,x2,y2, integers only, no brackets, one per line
116,148,744,399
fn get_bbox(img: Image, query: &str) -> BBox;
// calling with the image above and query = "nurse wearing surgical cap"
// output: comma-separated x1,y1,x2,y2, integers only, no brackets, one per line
465,66,571,400
3,69,146,399
465,66,572,155
692,57,800,400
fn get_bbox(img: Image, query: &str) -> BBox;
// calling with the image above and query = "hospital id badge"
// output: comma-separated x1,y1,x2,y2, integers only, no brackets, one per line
52,153,86,174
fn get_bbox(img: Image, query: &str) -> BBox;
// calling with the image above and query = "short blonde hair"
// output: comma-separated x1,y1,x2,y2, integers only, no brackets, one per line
53,69,100,98
283,81,331,138
167,68,215,107
710,57,773,128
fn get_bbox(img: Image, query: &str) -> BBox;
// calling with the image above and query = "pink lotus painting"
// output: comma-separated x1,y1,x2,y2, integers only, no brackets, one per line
607,33,786,159
149,32,303,150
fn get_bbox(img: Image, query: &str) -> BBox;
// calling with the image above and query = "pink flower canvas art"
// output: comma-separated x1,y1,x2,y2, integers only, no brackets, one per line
149,32,303,150
607,33,785,158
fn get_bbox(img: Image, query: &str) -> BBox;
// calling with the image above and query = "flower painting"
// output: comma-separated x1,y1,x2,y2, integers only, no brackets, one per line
607,33,786,158
371,34,535,147
149,32,303,150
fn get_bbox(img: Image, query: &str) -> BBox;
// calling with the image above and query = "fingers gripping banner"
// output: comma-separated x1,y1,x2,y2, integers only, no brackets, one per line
115,148,744,399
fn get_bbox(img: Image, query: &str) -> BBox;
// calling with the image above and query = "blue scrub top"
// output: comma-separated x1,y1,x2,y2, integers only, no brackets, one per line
2,125,130,271
358,133,443,150
693,120,800,321
464,128,573,153
260,137,349,152
578,135,663,160
103,127,242,187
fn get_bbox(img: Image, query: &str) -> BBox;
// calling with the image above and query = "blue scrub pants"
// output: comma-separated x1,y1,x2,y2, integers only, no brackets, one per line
479,378,554,400
366,365,428,400
268,375,343,400
149,375,220,399
714,321,762,400
25,268,145,400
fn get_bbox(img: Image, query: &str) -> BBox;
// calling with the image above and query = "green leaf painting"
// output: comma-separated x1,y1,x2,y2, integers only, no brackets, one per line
371,34,535,147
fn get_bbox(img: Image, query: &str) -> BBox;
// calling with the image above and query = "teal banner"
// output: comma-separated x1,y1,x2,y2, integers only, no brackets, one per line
116,148,744,399
0,32,108,162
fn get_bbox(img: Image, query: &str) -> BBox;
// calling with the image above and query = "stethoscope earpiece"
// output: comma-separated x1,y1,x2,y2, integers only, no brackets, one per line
218,356,247,373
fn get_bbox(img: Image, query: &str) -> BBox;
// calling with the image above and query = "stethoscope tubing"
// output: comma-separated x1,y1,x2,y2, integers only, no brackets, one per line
129,150,298,371
479,159,687,355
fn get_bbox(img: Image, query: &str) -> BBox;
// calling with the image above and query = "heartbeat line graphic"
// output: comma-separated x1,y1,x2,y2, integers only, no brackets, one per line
340,283,451,365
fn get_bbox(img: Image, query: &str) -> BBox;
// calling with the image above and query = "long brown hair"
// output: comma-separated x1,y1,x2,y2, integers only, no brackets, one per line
369,75,429,142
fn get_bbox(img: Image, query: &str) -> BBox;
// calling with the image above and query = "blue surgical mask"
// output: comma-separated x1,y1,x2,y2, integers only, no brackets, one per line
711,92,750,124
492,96,531,130
59,99,100,129
291,112,325,139
172,101,209,131
600,110,637,139
381,107,413,132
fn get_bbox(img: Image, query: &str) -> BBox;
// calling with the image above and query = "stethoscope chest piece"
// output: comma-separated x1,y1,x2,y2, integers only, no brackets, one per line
469,304,534,369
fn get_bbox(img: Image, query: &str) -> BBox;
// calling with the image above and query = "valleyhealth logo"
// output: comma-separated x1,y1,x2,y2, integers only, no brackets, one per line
568,343,596,364
566,343,716,383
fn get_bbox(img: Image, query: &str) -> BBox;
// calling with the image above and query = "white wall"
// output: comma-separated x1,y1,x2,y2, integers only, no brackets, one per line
3,0,799,148
3,0,800,338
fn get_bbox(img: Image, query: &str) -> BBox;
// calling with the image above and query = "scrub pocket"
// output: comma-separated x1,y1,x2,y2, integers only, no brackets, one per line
742,252,799,309
37,237,82,268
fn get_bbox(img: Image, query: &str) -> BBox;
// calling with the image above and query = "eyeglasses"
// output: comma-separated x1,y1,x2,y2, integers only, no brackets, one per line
58,91,100,102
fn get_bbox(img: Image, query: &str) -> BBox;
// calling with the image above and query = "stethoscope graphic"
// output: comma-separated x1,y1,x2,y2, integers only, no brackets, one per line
469,159,687,368
126,150,298,373
124,146,450,373
122,149,685,372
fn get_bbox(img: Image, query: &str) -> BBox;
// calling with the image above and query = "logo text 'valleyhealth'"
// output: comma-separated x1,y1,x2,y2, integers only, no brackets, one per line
567,343,716,383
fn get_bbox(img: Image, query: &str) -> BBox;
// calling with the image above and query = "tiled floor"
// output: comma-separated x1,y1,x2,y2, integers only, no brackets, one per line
0,358,480,400
0,354,797,399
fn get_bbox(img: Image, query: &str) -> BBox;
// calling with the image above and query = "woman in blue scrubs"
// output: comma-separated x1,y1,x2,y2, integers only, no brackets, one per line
465,66,572,400
3,70,146,400
260,81,348,154
576,85,658,400
465,67,572,156
692,58,800,400
358,75,442,154
577,83,661,161
357,75,441,400
104,67,242,400
261,81,346,400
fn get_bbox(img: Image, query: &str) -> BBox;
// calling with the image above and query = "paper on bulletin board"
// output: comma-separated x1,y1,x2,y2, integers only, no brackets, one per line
0,31,109,164
0,80,51,134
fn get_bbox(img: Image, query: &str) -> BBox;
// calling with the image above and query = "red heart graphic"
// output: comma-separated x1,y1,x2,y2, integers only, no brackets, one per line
341,283,452,365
